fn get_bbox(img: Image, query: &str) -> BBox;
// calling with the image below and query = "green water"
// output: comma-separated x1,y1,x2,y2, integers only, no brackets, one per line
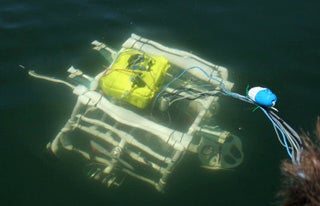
1,0,319,205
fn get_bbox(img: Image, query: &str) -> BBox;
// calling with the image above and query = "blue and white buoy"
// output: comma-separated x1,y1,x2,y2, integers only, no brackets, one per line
248,87,277,107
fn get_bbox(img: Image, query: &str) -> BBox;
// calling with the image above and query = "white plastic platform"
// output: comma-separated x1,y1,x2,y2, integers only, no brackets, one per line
30,34,244,192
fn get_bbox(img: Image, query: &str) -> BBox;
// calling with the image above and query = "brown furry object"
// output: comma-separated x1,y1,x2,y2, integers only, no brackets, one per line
279,117,320,206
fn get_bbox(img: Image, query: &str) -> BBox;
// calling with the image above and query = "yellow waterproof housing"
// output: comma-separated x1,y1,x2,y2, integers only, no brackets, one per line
100,49,170,109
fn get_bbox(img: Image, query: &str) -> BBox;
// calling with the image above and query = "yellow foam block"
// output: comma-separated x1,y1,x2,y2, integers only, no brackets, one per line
100,49,170,109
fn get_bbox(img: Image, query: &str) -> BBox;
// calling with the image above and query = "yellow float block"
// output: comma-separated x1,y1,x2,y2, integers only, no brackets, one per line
100,49,170,109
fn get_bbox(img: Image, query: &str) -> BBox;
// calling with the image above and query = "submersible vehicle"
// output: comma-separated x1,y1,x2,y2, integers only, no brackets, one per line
29,34,244,192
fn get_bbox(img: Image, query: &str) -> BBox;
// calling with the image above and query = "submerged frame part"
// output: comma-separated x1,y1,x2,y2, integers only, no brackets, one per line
32,34,244,192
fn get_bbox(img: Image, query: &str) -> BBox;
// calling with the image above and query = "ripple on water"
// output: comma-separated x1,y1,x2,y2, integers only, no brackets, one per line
0,2,42,30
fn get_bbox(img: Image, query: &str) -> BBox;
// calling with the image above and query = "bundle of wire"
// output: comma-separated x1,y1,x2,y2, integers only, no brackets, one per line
154,66,303,165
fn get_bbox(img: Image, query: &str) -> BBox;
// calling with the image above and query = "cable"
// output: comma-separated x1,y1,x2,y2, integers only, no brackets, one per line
153,65,303,164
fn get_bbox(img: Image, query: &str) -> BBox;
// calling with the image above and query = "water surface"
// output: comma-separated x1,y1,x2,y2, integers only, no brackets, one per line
1,1,319,205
